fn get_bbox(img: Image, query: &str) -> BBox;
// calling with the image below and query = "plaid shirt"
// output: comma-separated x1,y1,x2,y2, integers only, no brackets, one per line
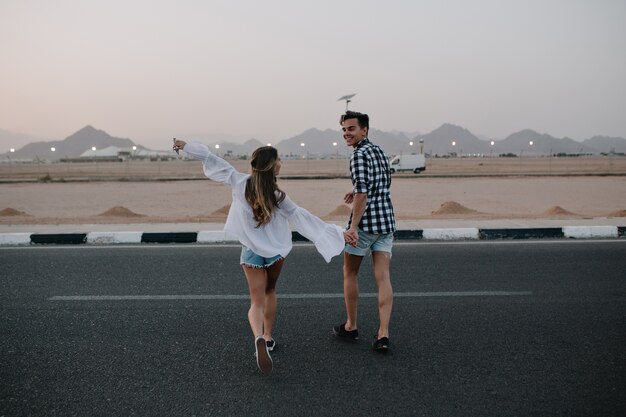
348,138,396,234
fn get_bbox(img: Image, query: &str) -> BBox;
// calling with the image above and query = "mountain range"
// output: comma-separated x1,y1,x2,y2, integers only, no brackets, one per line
2,124,626,161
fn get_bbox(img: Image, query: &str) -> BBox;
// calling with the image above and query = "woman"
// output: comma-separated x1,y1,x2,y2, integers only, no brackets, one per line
173,139,354,375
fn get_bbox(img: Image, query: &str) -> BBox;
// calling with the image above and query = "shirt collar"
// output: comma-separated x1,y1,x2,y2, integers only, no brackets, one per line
355,137,370,150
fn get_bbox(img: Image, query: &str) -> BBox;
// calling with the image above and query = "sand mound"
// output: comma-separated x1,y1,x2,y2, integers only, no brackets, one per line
211,204,231,216
97,206,146,217
607,209,626,217
431,201,479,215
327,204,352,217
543,206,576,216
0,207,30,216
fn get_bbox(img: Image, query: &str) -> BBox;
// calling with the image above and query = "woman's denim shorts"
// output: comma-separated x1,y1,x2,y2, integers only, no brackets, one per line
240,246,283,269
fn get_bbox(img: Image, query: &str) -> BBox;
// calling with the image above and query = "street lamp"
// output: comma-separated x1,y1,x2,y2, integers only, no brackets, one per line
51,147,56,152
338,93,357,111
90,147,98,170
490,140,495,158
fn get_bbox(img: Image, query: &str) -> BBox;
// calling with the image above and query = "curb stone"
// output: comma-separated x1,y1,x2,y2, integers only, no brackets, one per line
1,226,624,246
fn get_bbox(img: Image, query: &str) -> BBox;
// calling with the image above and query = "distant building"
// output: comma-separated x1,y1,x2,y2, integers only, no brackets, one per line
60,146,176,162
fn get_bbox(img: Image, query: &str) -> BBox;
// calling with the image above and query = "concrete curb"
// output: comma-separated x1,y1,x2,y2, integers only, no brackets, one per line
1,226,624,246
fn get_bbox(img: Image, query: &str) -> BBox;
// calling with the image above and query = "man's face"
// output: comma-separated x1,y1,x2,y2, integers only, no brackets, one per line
341,118,368,148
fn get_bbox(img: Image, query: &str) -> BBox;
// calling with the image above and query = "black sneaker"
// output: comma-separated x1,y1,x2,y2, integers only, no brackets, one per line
372,336,390,352
332,323,359,341
254,336,273,374
266,339,276,352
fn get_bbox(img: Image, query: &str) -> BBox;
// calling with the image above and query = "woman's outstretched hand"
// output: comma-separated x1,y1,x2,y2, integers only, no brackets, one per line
173,139,187,153
343,230,358,247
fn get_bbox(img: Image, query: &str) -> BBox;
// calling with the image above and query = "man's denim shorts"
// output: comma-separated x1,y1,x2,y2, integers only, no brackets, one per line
344,229,394,257
240,245,283,268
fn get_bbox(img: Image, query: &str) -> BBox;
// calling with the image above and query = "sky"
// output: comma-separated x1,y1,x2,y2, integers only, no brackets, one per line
1,0,625,150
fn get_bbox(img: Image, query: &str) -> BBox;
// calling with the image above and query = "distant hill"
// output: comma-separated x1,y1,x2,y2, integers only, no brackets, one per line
2,124,626,160
583,136,626,154
215,138,265,157
418,123,486,155
0,128,43,151
277,128,351,158
3,126,143,161
497,130,597,156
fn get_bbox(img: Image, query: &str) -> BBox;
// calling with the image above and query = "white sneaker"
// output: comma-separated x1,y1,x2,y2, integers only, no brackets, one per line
254,336,272,374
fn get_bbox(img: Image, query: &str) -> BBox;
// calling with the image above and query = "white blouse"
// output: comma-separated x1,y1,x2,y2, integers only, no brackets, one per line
182,141,345,262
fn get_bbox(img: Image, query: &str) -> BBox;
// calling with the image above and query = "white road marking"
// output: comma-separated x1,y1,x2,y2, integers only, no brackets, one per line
49,291,532,301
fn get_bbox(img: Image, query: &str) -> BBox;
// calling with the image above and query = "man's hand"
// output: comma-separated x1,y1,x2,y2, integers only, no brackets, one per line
344,192,354,204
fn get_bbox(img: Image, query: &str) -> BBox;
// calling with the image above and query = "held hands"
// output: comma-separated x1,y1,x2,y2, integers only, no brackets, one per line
343,229,358,247
172,139,187,153
343,192,357,246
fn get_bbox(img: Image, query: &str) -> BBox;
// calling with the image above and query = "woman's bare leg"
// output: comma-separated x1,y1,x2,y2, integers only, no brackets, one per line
242,266,268,338
263,259,284,340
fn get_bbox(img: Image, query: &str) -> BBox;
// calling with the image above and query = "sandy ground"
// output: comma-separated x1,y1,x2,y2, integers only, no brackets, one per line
1,176,625,225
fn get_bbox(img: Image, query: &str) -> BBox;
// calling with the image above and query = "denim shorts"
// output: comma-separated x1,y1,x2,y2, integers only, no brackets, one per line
240,246,283,269
344,229,394,257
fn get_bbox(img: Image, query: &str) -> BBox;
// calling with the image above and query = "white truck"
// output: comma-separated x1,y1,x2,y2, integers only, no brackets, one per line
389,154,426,174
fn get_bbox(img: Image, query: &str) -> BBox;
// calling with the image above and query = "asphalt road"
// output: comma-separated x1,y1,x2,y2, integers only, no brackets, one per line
1,240,625,417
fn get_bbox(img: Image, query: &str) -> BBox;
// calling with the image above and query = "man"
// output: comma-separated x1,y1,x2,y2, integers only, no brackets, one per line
333,110,396,352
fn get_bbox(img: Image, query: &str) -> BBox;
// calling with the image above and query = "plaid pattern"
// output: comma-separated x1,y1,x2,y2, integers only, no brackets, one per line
348,138,396,234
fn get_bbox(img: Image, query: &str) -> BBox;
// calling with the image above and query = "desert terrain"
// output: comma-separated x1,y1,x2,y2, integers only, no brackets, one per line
1,157,625,225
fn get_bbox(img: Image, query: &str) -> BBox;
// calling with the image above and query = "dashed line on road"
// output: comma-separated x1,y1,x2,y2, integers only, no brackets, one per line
49,291,532,301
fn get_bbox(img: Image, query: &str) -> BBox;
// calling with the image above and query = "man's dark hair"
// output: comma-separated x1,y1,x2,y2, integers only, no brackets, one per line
340,110,369,130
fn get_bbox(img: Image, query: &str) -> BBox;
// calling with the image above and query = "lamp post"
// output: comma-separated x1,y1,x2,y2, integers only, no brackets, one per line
8,148,15,173
300,142,309,172
490,140,495,158
451,141,456,157
549,148,553,174
419,138,424,154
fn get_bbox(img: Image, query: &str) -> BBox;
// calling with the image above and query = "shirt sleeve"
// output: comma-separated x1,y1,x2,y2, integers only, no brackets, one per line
350,151,369,194
182,141,246,187
280,196,345,263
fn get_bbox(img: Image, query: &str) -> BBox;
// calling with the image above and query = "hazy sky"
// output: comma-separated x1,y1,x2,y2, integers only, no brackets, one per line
1,0,625,149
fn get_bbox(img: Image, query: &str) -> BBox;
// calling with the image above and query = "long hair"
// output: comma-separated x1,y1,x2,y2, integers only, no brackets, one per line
245,146,285,227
